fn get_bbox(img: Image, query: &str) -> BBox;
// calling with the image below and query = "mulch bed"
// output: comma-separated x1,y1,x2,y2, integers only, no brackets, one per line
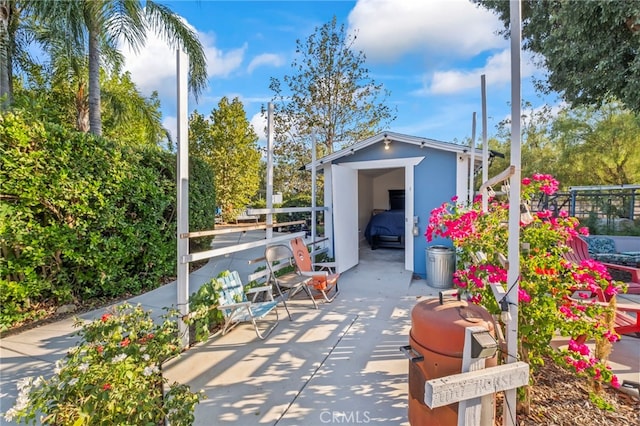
497,358,639,425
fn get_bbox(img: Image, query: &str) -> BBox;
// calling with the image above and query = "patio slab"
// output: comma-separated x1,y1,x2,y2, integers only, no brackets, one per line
1,232,638,425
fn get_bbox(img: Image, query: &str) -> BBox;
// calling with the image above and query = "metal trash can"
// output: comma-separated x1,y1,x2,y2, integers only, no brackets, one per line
402,298,497,425
426,246,455,288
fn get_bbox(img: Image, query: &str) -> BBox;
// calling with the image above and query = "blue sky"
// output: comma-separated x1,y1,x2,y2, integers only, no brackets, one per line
122,0,557,146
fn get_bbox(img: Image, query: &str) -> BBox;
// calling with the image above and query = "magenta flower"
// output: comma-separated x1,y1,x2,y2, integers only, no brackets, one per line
424,173,621,394
604,285,618,297
536,210,553,219
610,376,621,388
518,288,531,303
603,330,619,343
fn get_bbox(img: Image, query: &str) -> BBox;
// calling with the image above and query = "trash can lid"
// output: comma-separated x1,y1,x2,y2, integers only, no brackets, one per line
410,298,494,357
427,245,453,251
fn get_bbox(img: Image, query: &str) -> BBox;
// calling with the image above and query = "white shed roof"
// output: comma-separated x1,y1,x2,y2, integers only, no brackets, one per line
304,131,486,170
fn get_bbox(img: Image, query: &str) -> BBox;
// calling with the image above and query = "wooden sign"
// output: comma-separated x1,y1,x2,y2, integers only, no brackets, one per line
424,361,529,409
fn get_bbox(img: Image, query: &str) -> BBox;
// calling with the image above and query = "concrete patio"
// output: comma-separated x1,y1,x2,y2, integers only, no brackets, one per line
163,245,424,425
1,230,639,425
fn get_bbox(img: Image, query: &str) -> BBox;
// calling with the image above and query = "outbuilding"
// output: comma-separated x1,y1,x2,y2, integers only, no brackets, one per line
308,131,491,278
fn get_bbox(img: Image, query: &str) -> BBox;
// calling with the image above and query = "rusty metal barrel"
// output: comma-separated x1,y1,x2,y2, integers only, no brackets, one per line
402,297,497,425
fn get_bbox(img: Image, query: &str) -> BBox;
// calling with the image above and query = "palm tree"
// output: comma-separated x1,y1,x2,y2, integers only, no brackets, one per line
27,0,207,136
0,0,23,108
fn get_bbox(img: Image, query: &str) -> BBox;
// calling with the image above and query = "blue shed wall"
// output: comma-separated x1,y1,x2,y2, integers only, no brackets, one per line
334,141,459,277
412,149,457,278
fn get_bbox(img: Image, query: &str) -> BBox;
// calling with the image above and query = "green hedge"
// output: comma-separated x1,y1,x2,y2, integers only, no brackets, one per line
0,111,216,329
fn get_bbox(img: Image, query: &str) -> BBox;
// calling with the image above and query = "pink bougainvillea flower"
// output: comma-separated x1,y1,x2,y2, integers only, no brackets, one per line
559,305,580,320
518,288,531,303
469,294,482,304
424,173,620,393
536,210,553,219
610,375,621,388
604,284,619,297
603,330,619,343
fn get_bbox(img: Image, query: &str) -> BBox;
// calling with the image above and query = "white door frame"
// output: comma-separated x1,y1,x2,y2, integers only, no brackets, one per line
335,156,424,271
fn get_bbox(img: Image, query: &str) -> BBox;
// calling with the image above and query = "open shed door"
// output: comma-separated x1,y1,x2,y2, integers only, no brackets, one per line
332,164,359,272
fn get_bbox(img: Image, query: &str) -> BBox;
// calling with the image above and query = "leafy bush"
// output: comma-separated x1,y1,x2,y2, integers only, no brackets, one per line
185,275,225,343
0,110,216,329
2,303,204,425
427,174,622,409
275,194,312,225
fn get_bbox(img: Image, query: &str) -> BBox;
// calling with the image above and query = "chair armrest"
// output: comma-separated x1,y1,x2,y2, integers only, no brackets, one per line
300,270,328,277
601,262,640,283
312,262,337,272
614,302,640,314
218,301,251,310
246,285,275,302
592,300,640,314
246,285,273,295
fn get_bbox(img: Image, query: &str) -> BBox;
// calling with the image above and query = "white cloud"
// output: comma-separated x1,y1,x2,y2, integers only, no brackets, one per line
428,49,511,95
247,53,285,74
121,25,246,101
200,32,247,78
250,112,268,144
417,49,542,96
348,0,506,62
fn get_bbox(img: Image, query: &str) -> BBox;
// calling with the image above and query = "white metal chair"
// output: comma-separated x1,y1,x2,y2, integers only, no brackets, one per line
265,244,317,320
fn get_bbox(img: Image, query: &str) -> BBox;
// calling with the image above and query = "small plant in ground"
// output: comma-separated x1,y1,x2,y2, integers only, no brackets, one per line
2,303,204,425
185,273,226,343
426,174,623,412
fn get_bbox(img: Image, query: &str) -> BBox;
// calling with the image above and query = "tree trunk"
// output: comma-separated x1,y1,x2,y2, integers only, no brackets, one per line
75,81,89,132
0,0,13,108
87,24,102,136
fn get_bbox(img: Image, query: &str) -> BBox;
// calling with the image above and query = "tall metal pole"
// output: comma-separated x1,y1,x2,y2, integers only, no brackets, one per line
266,103,274,240
176,50,190,348
311,131,317,244
504,1,522,425
481,74,489,211
470,112,477,205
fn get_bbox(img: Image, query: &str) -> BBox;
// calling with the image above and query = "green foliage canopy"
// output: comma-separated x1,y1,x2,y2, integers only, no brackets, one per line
475,0,640,112
0,110,216,329
13,66,168,145
268,16,396,197
12,0,207,136
488,102,640,187
189,97,261,223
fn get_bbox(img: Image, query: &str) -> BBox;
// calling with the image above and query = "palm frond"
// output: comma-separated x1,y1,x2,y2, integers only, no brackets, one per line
103,0,146,53
144,0,207,99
